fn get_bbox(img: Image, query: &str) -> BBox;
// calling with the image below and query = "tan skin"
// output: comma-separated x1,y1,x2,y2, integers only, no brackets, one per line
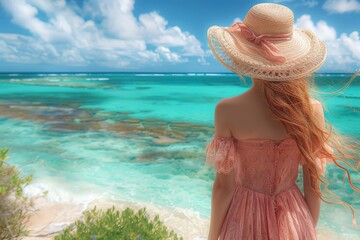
208,78,323,240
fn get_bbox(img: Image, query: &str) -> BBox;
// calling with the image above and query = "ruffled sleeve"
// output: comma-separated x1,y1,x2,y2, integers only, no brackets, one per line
205,135,236,174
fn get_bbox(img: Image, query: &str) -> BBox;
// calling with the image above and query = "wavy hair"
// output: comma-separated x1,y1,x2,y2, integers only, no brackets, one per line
247,70,360,225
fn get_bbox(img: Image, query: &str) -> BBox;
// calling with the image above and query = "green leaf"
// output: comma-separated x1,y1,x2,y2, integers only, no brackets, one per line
54,205,183,240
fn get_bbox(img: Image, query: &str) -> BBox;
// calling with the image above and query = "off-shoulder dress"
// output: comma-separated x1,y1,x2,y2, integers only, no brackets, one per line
205,135,327,240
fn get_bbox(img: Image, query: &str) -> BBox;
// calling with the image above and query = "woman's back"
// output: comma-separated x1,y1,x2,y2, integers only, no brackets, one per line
205,83,326,239
205,90,323,239
218,84,320,141
206,136,316,239
206,3,360,240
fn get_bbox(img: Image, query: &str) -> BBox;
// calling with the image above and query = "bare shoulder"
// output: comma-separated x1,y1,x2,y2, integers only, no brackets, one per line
215,95,245,113
310,98,323,113
214,95,248,129
215,97,233,119
310,98,325,126
311,98,321,107
214,97,237,136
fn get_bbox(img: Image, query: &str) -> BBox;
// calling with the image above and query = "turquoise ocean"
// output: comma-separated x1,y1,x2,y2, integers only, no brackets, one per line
0,73,359,238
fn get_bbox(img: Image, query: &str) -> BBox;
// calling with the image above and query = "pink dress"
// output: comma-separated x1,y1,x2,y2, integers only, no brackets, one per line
205,135,323,240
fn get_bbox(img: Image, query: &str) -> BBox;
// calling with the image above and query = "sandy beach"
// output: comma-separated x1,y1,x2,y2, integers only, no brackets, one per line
23,195,210,240
0,0,360,237
22,194,360,240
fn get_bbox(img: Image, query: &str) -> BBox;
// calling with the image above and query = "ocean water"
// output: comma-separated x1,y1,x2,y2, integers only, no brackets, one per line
0,73,359,238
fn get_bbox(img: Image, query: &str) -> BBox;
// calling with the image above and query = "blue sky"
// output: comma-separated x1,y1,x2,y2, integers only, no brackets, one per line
0,0,359,73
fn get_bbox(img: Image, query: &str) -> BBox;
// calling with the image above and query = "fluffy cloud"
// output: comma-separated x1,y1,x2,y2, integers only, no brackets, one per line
0,0,206,69
295,15,336,41
1,0,65,42
155,46,186,63
295,14,360,72
0,34,61,63
340,32,360,60
233,18,242,23
323,0,360,13
138,12,204,56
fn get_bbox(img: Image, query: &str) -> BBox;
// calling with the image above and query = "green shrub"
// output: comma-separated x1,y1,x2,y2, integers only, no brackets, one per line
54,206,183,240
0,148,33,239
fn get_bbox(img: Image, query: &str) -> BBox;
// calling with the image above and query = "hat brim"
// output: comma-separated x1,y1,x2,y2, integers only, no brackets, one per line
208,26,327,81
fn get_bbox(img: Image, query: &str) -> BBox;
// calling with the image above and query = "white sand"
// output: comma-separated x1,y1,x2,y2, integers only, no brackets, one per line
22,195,359,240
23,195,209,240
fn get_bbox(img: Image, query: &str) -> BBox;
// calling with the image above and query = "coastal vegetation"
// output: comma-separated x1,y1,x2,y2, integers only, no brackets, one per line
54,206,183,240
0,147,182,240
0,148,33,239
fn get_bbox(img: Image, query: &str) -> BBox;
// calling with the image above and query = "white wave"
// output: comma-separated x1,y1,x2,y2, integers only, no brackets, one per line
187,73,207,76
23,181,101,205
205,73,229,76
135,74,165,76
170,74,187,76
10,78,31,82
85,78,109,81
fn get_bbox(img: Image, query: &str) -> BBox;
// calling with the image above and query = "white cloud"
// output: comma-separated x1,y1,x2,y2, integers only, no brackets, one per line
92,0,140,40
0,0,206,69
323,0,360,13
340,32,360,60
155,46,186,63
295,15,336,41
197,57,210,66
139,11,204,56
28,0,64,13
233,18,242,23
295,14,360,72
0,34,61,63
1,0,64,42
84,0,204,56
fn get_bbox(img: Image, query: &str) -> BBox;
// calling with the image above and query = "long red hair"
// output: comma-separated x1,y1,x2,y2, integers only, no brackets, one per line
249,70,360,225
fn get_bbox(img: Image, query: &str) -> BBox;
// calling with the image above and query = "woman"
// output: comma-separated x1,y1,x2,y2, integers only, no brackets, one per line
205,3,360,240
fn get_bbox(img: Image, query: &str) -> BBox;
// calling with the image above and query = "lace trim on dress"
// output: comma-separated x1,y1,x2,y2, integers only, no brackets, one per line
205,135,236,174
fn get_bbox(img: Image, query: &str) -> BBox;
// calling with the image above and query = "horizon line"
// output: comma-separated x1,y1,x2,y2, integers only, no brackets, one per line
0,71,356,75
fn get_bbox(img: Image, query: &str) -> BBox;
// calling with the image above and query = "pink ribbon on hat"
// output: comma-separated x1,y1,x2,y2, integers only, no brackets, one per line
227,22,292,64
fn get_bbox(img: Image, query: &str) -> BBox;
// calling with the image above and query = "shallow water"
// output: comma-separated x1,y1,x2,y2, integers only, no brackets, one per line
0,73,359,239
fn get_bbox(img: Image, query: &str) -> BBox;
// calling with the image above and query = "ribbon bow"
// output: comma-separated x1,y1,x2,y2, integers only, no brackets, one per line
227,22,292,64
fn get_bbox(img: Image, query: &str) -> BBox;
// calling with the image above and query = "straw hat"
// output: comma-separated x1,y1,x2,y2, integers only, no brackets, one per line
208,3,327,81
